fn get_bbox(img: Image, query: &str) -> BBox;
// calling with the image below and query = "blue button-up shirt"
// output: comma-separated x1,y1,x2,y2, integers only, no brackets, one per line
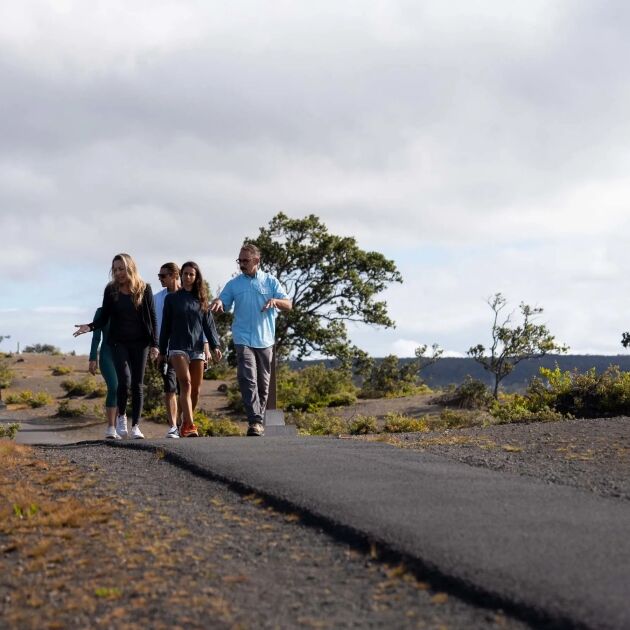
219,270,289,348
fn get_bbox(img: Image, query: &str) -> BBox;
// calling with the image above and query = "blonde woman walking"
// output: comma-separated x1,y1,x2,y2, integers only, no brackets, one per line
74,253,159,439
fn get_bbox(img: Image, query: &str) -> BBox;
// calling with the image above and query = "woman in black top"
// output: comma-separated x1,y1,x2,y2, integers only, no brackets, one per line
158,261,222,437
74,253,158,439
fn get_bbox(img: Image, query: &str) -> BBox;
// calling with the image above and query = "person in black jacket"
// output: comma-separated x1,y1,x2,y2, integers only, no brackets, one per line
158,261,222,437
74,253,159,439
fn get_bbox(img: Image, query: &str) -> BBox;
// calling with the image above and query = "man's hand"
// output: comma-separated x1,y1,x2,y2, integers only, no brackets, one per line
209,299,224,313
149,347,159,361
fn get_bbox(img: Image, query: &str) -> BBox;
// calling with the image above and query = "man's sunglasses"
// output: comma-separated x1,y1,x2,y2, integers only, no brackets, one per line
157,273,170,279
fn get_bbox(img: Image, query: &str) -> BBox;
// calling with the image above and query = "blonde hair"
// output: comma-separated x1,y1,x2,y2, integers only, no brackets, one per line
110,253,146,307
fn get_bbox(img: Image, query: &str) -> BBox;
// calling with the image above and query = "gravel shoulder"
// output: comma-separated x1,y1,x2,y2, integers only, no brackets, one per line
378,416,630,501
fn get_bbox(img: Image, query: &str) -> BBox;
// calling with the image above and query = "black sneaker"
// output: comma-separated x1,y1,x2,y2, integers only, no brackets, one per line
247,422,264,436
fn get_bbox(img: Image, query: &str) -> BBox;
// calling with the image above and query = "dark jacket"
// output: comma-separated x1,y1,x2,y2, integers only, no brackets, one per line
90,284,158,347
159,289,220,355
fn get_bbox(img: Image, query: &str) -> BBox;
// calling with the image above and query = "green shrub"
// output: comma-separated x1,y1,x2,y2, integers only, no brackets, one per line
434,377,494,410
382,413,429,434
526,365,630,418
0,423,20,439
60,377,101,397
23,343,61,354
277,364,357,412
143,361,165,413
203,362,233,380
490,394,566,424
437,408,492,429
51,365,73,376
57,400,88,417
0,358,14,390
195,412,242,437
226,382,245,413
5,390,53,408
348,415,378,435
291,410,348,436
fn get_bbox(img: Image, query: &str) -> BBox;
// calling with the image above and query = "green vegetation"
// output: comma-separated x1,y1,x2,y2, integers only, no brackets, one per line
358,351,436,399
4,391,53,408
0,423,20,439
277,364,357,411
468,293,568,398
435,377,495,409
292,411,348,436
57,400,88,418
526,365,630,418
381,413,430,433
50,365,73,376
0,357,14,405
194,411,242,437
348,415,378,435
60,377,106,398
23,344,62,355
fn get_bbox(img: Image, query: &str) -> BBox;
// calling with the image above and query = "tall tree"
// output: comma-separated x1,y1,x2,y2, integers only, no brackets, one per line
247,213,403,361
467,293,568,398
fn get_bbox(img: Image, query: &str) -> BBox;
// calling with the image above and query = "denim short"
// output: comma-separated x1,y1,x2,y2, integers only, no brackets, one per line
169,350,205,363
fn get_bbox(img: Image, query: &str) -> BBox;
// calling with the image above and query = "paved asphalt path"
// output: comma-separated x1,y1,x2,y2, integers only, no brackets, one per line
106,435,630,630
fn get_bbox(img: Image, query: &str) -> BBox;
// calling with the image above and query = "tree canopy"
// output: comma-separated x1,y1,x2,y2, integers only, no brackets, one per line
247,213,402,361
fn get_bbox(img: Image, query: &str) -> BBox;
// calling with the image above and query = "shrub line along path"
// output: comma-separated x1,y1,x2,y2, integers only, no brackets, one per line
102,434,630,630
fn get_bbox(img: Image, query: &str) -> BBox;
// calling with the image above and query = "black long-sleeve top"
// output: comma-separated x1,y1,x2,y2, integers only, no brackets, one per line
89,284,158,348
159,289,220,355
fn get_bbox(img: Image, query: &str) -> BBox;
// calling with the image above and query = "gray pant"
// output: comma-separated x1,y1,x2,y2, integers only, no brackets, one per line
235,344,273,424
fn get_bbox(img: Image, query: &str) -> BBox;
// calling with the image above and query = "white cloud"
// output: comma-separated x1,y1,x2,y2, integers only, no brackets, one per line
2,1,630,357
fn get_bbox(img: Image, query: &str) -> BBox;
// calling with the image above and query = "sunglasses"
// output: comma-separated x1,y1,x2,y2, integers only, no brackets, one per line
236,258,253,263
157,273,170,279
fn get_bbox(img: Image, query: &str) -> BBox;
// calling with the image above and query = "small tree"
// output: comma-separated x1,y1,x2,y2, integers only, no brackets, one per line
467,293,568,398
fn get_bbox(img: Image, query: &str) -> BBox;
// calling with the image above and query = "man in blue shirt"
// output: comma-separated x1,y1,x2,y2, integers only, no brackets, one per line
210,243,292,436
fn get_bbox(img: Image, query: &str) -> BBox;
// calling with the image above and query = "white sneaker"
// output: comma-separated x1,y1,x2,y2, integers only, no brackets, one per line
166,426,180,439
130,425,144,439
105,426,121,440
116,414,128,438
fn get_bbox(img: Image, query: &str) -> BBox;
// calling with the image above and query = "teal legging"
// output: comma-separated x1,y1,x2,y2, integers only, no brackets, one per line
99,345,118,408
90,307,118,408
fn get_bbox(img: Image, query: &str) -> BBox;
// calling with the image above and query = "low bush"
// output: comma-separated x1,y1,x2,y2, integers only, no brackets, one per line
490,393,566,425
434,377,494,410
526,365,630,418
50,365,73,376
291,411,348,436
278,364,357,412
4,390,53,408
203,362,233,380
348,415,378,435
381,413,429,434
0,423,20,439
23,343,62,355
195,412,242,437
143,362,164,413
61,377,102,397
437,408,492,429
57,400,88,417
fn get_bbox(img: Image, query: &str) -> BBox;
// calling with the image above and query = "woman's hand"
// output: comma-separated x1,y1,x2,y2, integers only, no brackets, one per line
88,360,97,375
74,324,90,337
212,348,223,363
149,347,159,361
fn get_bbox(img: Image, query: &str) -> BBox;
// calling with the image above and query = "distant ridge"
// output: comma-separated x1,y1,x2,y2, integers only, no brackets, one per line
288,355,630,392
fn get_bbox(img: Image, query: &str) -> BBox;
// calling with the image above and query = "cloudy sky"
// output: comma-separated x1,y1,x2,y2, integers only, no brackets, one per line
2,0,630,358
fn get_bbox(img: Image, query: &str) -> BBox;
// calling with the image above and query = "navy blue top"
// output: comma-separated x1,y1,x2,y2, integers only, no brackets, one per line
159,289,220,355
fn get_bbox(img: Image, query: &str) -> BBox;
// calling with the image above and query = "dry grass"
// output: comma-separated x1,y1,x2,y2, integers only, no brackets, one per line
0,442,239,628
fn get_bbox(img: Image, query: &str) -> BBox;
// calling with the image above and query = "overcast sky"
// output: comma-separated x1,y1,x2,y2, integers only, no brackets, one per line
2,1,630,358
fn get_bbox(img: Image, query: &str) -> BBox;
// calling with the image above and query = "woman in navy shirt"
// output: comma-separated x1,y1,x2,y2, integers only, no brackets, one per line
159,261,222,437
